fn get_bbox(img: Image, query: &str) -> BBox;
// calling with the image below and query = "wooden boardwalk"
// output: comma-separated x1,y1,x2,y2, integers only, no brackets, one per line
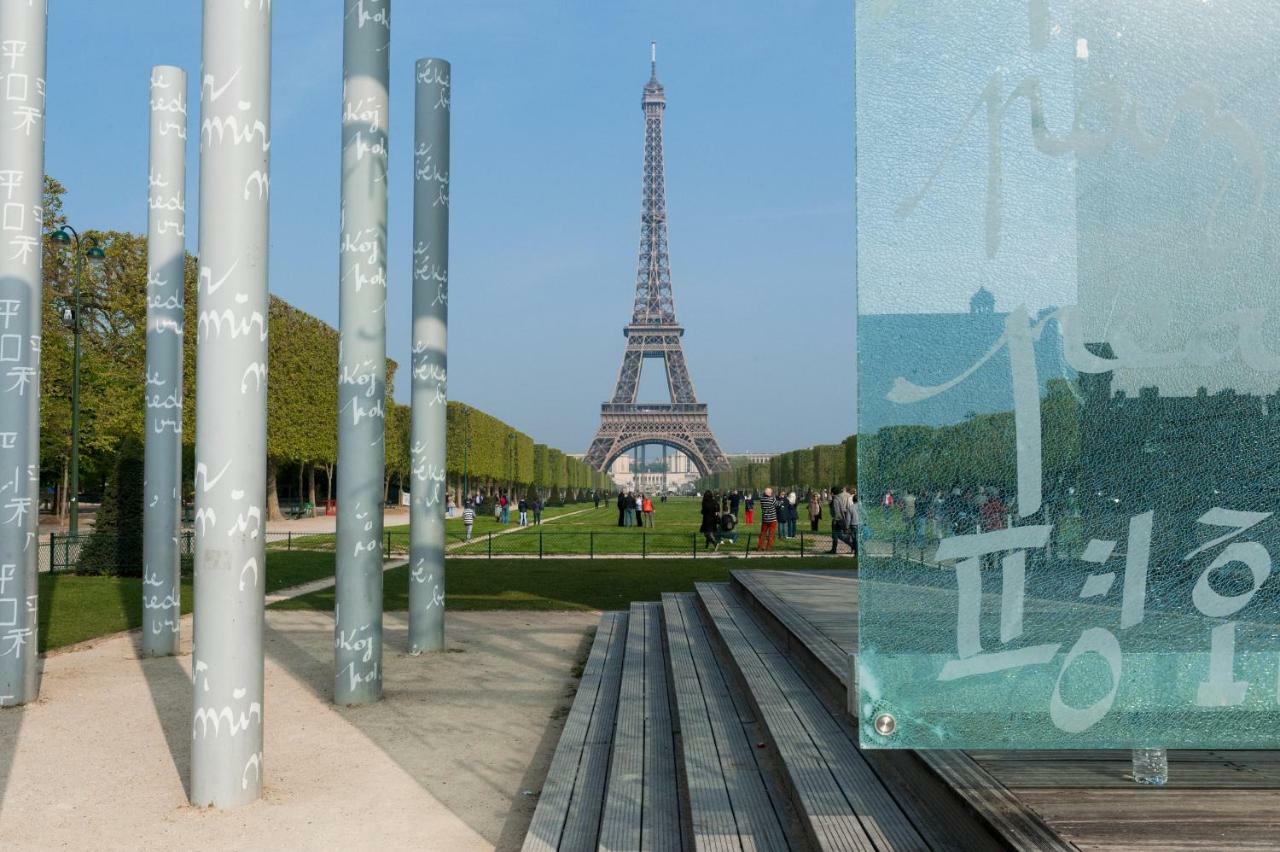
734,569,1280,851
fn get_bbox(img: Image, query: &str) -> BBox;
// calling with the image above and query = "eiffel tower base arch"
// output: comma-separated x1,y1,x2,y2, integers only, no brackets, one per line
585,404,729,478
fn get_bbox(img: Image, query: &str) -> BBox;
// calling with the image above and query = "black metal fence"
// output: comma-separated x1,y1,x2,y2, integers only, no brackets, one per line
40,526,853,572
45,530,197,574
43,528,407,574
443,529,857,559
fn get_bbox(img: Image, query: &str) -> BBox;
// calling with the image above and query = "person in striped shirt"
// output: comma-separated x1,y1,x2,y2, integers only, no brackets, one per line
463,502,476,541
757,487,778,551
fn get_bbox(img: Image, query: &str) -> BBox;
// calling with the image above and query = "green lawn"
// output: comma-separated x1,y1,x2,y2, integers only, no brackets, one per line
38,551,337,653
410,496,840,557
271,555,855,613
265,497,844,558
272,501,594,552
38,542,854,654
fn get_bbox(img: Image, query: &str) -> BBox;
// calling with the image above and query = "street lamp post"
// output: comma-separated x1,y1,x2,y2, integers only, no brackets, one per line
49,226,105,537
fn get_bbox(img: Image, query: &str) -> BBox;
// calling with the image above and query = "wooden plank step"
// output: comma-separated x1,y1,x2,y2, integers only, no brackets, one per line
663,592,796,852
917,751,1077,852
641,601,682,850
562,608,629,851
730,569,1075,851
525,611,629,852
599,602,683,851
697,582,925,852
732,571,852,678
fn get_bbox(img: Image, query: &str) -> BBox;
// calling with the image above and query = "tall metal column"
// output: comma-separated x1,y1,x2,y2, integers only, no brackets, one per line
335,0,389,704
408,58,450,654
191,0,271,808
0,0,47,708
142,65,187,658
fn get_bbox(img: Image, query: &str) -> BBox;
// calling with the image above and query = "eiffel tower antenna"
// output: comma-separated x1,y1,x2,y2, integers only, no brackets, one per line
585,49,730,480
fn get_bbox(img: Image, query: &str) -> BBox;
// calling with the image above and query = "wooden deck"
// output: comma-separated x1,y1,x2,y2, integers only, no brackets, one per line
734,568,1280,851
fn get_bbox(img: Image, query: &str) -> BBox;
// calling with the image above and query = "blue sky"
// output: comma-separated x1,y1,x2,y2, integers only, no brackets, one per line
45,1,854,453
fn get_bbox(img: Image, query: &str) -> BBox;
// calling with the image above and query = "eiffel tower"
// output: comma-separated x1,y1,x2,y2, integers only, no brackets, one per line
585,45,730,478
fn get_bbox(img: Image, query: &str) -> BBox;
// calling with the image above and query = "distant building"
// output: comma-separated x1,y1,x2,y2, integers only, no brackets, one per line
606,448,700,491
858,289,1069,434
727,453,773,465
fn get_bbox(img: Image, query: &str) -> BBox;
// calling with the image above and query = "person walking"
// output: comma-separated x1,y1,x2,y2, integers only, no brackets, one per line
808,491,822,532
830,486,856,554
829,487,846,553
593,491,600,509
518,496,529,526
786,491,799,538
617,491,626,527
533,496,543,525
730,490,741,518
463,501,476,542
757,488,778,551
744,492,754,526
625,492,639,527
500,493,510,525
849,487,862,555
493,494,503,523
641,493,654,527
701,490,720,549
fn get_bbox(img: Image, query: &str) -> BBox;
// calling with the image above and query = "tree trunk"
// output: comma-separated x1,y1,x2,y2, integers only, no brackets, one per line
324,463,333,507
296,463,303,510
383,472,391,507
307,463,316,505
266,457,284,521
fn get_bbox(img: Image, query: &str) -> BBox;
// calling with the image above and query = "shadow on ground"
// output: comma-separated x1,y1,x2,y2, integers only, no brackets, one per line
258,609,594,847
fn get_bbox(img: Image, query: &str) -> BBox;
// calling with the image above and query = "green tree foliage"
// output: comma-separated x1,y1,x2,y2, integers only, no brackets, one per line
813,444,841,487
694,438,860,494
40,179,607,519
854,378,1080,498
267,298,340,466
77,437,144,576
384,400,410,494
533,443,548,488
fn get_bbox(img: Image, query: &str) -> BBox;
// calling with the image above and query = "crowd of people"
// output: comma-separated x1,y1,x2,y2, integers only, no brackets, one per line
453,490,547,541
878,485,1011,549
615,491,657,527
697,486,863,554
449,485,867,555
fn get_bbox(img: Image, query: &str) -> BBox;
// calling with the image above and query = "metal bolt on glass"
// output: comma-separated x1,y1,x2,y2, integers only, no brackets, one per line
874,713,896,737
1131,748,1168,786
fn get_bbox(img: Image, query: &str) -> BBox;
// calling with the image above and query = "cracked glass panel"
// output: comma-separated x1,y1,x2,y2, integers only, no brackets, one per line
856,1,1280,748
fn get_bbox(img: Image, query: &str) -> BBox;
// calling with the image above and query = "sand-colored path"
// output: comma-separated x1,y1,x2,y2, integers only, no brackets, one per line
0,609,597,850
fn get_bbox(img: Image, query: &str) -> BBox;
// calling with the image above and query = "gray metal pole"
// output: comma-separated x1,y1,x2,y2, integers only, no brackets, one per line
335,0,389,704
408,58,450,654
191,0,271,808
142,65,187,658
0,0,47,708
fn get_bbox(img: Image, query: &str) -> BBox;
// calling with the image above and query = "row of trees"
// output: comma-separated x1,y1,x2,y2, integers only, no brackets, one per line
854,377,1079,500
694,378,1079,501
38,177,605,526
439,402,609,504
694,436,858,494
